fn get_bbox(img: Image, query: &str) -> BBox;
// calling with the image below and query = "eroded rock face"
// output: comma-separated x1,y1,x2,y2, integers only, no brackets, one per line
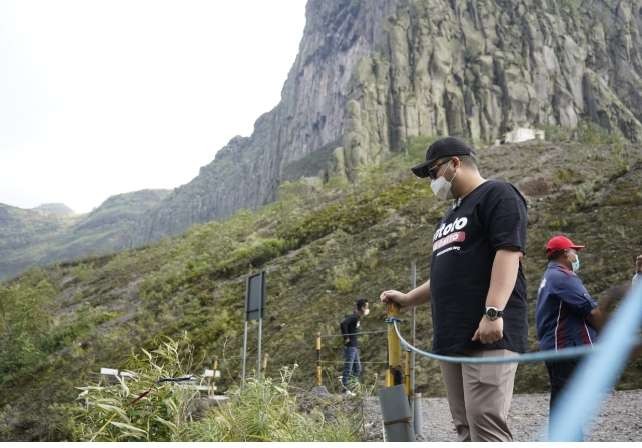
133,0,642,244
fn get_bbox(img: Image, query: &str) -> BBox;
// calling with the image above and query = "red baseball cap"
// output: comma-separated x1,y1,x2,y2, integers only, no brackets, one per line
546,235,585,254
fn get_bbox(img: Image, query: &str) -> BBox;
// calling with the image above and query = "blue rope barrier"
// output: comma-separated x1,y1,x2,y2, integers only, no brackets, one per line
386,283,642,440
391,319,604,364
546,280,642,441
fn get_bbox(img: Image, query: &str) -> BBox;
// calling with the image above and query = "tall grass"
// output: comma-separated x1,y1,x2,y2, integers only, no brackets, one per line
181,365,360,442
68,337,361,442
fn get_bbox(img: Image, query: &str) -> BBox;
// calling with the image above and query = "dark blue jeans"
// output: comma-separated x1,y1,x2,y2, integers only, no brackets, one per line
546,359,584,440
342,346,361,390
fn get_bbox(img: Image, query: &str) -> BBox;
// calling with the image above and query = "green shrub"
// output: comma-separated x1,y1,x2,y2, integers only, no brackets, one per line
0,275,56,381
542,124,573,142
68,338,360,442
576,121,624,145
180,365,360,442
68,336,199,441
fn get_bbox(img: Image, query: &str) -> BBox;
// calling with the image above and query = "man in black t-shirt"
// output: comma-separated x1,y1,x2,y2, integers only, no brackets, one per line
340,299,369,396
380,137,528,442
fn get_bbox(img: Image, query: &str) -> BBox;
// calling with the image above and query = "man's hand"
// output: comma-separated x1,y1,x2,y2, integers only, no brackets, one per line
636,255,642,273
380,290,410,308
472,316,504,344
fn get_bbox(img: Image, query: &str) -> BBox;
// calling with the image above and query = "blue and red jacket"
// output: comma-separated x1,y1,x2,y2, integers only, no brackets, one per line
535,262,598,351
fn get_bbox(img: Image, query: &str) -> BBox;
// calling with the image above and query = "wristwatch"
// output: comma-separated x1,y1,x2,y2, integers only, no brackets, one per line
484,306,504,321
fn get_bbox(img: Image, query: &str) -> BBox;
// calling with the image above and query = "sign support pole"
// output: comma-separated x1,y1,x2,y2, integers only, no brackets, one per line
241,320,248,388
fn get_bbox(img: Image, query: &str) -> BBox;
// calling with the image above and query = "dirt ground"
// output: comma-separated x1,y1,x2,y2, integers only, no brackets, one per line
359,390,642,442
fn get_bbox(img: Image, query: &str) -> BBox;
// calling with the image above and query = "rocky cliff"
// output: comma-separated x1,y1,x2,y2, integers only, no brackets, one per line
132,0,642,245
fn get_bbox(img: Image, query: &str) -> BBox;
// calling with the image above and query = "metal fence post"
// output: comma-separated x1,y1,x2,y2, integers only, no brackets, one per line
316,332,322,386
404,350,411,397
386,302,403,387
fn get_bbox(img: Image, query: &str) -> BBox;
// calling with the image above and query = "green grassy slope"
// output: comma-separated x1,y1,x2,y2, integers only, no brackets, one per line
1,136,641,440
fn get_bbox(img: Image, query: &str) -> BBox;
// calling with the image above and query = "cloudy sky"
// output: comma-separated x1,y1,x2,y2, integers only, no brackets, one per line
0,0,306,213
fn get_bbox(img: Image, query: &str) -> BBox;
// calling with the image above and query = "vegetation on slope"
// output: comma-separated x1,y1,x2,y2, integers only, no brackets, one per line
0,190,170,281
60,336,358,442
1,128,641,440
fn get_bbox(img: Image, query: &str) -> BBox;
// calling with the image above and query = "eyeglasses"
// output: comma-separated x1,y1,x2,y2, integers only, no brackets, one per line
427,160,450,180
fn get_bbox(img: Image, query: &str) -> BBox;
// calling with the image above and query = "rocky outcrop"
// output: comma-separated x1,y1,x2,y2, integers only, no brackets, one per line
15,0,641,274
116,1,642,243
349,0,642,152
132,0,400,243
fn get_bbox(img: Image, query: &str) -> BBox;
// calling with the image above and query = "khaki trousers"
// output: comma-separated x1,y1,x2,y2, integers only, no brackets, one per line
439,349,518,442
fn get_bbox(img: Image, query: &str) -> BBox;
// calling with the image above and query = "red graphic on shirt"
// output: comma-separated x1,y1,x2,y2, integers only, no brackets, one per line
432,231,466,251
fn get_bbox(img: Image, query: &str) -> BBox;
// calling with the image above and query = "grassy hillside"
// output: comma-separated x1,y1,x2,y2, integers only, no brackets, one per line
1,133,641,440
0,190,170,281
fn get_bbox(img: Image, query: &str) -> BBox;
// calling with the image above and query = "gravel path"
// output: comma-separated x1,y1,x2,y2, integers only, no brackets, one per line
361,390,642,442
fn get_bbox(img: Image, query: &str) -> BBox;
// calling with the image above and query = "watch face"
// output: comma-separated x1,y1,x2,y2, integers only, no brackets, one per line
486,308,497,318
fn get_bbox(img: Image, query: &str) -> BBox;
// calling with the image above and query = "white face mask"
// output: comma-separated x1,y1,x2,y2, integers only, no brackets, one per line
571,255,580,273
430,162,456,201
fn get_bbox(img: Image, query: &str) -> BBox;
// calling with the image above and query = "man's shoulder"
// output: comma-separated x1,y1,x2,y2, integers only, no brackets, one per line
482,179,527,205
341,314,357,323
546,264,574,280
546,264,586,291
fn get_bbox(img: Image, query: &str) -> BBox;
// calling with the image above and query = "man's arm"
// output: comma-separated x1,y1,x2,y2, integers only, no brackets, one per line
586,307,607,331
472,249,522,343
340,318,349,344
586,283,628,330
380,280,431,309
485,249,522,309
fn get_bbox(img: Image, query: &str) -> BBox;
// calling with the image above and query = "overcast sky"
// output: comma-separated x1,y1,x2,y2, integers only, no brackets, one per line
0,0,306,213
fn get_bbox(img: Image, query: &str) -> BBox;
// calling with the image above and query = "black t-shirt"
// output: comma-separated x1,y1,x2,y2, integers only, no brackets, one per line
429,180,528,355
340,314,360,347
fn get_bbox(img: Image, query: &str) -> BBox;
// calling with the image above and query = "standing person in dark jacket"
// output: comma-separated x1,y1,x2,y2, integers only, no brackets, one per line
536,235,618,419
340,299,369,396
380,137,529,442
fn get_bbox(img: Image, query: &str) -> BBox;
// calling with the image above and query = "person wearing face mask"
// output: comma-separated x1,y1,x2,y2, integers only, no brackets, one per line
535,235,615,421
380,136,528,442
340,298,369,396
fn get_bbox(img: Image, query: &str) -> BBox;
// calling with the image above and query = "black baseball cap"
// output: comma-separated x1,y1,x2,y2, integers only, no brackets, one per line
411,137,476,178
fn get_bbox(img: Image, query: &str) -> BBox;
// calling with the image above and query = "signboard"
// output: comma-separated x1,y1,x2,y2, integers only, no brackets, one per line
245,271,266,321
241,271,267,386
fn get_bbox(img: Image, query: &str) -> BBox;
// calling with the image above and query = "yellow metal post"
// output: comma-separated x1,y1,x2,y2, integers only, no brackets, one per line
386,303,403,387
404,350,411,397
316,332,322,386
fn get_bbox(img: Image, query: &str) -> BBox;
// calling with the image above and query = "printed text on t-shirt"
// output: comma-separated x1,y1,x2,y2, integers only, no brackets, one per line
432,216,468,252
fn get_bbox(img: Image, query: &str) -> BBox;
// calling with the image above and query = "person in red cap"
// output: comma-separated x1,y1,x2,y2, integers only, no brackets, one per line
535,235,615,422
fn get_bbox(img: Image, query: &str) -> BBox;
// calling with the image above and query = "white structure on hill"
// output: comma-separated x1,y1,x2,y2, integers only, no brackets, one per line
503,127,545,144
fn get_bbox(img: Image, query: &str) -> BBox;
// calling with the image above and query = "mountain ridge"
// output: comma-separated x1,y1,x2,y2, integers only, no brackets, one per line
0,189,171,280
130,0,642,245
1,138,640,441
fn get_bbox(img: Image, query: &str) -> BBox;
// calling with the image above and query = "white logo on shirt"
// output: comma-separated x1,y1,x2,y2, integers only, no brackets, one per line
433,231,466,251
538,278,547,294
433,217,468,242
432,216,468,252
